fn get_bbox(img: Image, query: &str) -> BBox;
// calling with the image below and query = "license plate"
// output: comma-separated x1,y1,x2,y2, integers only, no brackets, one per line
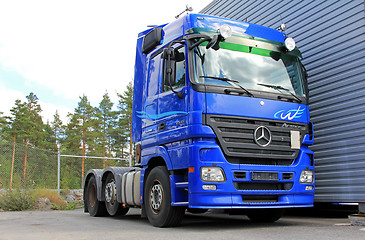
251,172,278,181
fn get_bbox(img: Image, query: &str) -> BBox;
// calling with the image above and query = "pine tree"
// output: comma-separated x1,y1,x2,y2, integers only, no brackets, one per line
0,112,9,140
51,111,64,150
117,81,133,166
96,92,116,168
6,93,45,186
64,95,97,186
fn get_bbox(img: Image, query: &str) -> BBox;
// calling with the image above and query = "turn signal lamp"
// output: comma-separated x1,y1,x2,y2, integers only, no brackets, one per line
203,185,217,190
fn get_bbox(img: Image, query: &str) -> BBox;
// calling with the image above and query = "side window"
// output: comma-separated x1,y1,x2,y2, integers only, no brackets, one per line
163,46,186,92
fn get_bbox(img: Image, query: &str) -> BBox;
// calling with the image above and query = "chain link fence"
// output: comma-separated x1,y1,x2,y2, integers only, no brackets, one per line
0,140,130,190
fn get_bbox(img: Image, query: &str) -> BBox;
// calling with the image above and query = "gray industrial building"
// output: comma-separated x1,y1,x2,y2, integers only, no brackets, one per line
201,0,365,212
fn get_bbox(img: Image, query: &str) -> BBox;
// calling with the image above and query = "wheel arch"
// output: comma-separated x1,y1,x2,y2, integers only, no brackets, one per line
141,154,171,207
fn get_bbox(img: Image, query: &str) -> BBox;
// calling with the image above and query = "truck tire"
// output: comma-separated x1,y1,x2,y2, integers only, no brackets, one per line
85,175,107,217
104,174,129,216
144,166,185,227
247,209,285,223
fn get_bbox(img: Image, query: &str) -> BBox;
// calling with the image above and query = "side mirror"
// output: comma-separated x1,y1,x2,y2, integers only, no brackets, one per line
162,48,184,99
142,28,163,54
300,61,309,99
162,48,176,86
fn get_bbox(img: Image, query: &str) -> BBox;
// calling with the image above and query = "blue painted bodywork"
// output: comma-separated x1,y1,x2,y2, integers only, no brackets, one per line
133,14,314,209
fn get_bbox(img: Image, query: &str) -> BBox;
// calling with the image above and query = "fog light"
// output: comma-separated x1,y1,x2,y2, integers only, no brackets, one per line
203,185,217,190
201,167,225,182
305,186,313,191
299,169,314,183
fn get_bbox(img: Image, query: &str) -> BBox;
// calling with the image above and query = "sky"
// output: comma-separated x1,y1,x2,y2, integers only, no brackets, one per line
0,0,212,123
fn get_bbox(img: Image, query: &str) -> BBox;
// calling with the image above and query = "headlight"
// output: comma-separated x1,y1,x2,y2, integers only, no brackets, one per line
201,167,225,182
299,169,314,183
284,37,296,51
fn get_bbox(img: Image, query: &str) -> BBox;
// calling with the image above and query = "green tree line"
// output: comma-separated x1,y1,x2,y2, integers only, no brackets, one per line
0,82,133,188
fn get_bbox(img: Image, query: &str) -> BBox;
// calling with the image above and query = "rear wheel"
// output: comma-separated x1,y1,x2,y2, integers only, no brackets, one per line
104,174,129,216
247,209,285,223
144,166,185,227
85,175,107,217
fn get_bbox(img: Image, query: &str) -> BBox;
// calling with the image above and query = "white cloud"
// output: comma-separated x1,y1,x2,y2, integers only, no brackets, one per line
0,0,212,116
0,81,72,124
39,100,72,124
0,83,25,116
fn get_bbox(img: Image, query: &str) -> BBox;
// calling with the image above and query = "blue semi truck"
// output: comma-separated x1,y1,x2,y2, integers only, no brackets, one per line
83,13,315,227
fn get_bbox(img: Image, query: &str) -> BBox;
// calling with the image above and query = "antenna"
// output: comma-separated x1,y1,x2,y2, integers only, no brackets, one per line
175,5,193,19
277,14,287,32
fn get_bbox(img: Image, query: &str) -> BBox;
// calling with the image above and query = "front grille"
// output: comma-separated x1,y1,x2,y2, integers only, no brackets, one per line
205,114,307,165
242,195,278,203
234,171,247,179
234,182,293,191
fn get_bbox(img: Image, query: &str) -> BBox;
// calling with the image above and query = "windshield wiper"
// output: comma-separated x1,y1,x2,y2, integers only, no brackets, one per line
257,83,302,103
200,76,254,97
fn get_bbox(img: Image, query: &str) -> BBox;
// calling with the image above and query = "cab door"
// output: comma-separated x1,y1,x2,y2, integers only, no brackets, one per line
141,54,161,143
157,44,188,144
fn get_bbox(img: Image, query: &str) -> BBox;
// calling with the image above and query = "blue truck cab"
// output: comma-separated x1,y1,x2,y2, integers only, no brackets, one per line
84,13,315,227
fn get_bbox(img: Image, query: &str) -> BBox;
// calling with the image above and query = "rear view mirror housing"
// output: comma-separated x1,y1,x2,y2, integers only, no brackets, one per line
142,28,163,54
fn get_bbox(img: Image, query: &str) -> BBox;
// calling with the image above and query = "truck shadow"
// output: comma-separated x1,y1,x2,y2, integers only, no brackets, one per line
180,212,296,229
110,210,297,229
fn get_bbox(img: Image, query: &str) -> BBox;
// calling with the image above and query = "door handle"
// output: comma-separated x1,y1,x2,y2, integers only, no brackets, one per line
158,122,166,131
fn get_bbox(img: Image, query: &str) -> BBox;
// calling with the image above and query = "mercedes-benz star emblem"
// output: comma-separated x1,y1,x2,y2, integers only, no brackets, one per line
254,126,272,147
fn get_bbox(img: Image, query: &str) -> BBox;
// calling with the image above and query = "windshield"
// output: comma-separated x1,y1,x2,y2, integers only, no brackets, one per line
193,41,306,97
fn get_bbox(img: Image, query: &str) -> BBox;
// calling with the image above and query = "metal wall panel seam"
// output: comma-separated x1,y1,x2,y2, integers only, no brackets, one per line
287,1,362,37
214,0,238,17
200,0,365,203
292,14,365,49
232,1,277,23
307,61,365,85
308,66,365,88
200,0,221,14
208,0,231,16
304,39,365,67
315,156,365,166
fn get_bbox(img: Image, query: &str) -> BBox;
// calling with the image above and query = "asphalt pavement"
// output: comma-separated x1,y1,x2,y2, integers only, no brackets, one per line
0,208,364,240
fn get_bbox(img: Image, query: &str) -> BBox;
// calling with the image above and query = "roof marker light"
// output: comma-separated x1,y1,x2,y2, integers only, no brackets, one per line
285,37,296,51
219,24,232,39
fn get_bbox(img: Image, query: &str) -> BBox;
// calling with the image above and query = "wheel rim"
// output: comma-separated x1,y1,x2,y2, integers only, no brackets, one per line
89,183,97,208
150,180,163,214
105,180,116,205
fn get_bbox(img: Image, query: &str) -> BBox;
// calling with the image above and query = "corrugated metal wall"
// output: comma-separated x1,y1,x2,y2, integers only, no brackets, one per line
201,0,365,203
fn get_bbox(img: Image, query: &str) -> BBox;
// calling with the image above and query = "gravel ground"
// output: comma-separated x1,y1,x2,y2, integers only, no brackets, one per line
0,208,364,240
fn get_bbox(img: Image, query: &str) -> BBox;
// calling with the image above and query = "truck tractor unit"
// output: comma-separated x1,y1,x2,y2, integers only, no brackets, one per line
83,13,315,227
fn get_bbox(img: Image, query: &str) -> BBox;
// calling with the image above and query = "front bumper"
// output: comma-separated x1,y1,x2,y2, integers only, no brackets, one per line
184,139,315,209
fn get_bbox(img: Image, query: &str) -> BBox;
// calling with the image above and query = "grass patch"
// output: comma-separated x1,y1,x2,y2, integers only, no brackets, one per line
33,189,68,210
0,189,82,211
0,190,35,211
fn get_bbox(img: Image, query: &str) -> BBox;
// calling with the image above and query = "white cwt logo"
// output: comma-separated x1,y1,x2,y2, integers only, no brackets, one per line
274,107,304,120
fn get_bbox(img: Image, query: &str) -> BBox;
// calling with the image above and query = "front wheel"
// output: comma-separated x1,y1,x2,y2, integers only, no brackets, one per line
144,166,185,227
247,209,285,223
